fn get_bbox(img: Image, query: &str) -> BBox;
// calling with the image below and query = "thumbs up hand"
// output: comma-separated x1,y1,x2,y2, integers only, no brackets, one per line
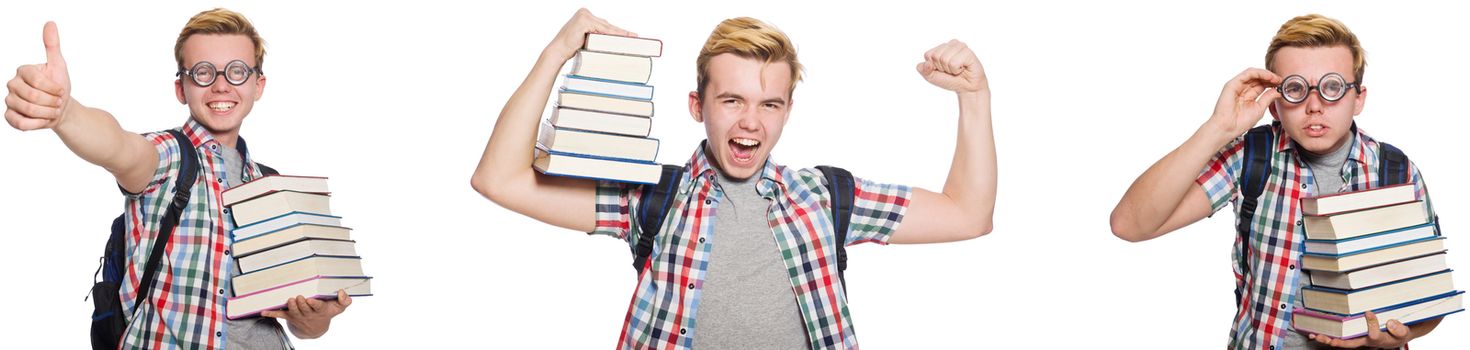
6,22,73,131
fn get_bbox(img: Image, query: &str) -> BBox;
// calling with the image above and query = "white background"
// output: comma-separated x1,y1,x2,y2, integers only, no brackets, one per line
1,0,1466,348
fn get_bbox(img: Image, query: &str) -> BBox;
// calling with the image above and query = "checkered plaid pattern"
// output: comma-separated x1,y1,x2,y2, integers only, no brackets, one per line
1197,123,1434,350
118,119,269,349
593,143,911,349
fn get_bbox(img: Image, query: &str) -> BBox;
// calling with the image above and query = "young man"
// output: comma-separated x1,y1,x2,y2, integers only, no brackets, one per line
1110,15,1443,349
5,9,350,349
472,8,997,349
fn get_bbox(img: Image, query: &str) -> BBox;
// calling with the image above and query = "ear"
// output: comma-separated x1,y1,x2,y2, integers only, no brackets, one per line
175,79,187,104
1268,101,1280,121
688,90,704,123
1351,84,1367,116
254,74,267,101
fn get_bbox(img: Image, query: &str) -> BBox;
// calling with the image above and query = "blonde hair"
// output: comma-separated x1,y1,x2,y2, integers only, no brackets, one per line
174,8,267,73
1266,14,1365,82
695,17,803,99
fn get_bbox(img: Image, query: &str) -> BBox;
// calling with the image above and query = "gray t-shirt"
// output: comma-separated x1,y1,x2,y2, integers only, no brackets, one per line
1282,140,1351,350
688,173,809,349
221,146,293,350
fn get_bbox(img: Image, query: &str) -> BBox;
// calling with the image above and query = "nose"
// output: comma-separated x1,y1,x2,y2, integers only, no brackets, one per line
209,76,233,93
1303,90,1325,115
736,111,760,131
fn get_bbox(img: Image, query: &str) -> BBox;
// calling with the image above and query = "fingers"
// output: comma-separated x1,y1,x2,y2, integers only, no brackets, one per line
10,72,63,107
303,296,325,313
43,22,65,66
7,108,51,130
589,15,633,37
15,65,64,97
1384,319,1410,339
5,92,58,121
260,310,284,319
287,296,307,319
1364,311,1383,340
337,290,353,308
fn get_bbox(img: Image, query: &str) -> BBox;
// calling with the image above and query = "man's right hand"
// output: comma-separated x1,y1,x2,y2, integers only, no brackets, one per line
1205,68,1281,141
6,21,72,131
543,8,634,63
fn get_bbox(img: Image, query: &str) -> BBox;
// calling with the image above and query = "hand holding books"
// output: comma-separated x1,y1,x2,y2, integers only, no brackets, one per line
545,8,634,63
261,290,354,339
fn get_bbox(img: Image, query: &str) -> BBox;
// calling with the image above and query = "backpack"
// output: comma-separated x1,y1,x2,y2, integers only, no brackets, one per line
88,132,276,349
1233,123,1422,302
630,164,858,291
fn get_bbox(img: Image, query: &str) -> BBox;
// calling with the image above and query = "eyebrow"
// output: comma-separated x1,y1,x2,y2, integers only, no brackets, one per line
713,92,787,105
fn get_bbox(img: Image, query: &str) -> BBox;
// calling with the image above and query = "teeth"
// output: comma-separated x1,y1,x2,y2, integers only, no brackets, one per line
732,138,759,147
208,102,236,111
1309,125,1323,131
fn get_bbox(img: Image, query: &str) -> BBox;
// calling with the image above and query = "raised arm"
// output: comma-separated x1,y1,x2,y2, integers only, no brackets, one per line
1109,68,1282,242
5,22,157,193
470,9,633,232
887,40,997,244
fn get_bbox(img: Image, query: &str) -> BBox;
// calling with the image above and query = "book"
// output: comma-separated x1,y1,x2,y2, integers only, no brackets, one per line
570,50,652,84
584,33,663,57
557,90,654,117
533,145,661,185
1301,270,1456,314
230,191,332,227
1311,253,1450,290
1302,183,1416,216
563,75,654,101
549,107,652,138
231,212,343,242
1293,291,1463,340
1304,222,1438,255
233,255,365,295
222,175,329,207
233,223,352,257
238,239,358,273
227,276,372,319
538,121,659,162
1302,237,1446,272
1303,200,1429,240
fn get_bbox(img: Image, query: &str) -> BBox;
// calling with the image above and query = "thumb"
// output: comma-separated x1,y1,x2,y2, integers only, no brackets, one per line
43,21,66,67
916,62,936,77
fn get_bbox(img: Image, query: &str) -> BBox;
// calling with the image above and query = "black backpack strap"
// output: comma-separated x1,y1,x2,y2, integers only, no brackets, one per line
1235,125,1275,242
632,165,685,274
131,129,200,314
815,165,856,292
1233,125,1274,303
1376,142,1409,186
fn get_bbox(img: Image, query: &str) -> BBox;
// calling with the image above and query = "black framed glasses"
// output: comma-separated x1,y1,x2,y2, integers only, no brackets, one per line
176,60,259,87
1276,72,1360,104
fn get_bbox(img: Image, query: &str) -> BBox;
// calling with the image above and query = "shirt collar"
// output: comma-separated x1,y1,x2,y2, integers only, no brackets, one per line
181,118,261,177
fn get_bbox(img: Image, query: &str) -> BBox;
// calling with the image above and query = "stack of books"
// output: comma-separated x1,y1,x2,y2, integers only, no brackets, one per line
1292,184,1461,338
222,175,372,319
533,33,664,184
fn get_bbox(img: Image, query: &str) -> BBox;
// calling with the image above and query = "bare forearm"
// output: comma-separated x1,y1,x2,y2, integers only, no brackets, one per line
1111,123,1234,240
50,98,154,191
939,90,996,234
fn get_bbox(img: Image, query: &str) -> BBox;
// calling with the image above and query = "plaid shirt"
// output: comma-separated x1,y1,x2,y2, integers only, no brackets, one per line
593,142,912,349
1197,123,1435,350
119,119,268,349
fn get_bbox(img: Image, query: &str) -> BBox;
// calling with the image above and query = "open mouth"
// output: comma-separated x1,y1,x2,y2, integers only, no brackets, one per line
1305,123,1328,137
728,137,760,165
208,101,237,113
